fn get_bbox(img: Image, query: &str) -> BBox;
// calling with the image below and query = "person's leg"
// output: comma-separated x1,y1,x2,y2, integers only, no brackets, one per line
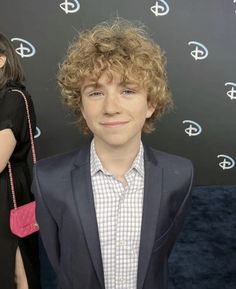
15,247,29,289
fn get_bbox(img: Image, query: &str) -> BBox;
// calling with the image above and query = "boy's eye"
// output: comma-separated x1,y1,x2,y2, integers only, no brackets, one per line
122,89,135,95
88,91,103,97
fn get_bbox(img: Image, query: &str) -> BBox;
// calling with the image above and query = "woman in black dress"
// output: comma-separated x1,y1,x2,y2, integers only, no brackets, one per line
0,33,41,289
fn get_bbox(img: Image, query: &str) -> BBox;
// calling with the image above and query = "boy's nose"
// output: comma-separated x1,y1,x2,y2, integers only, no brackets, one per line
103,94,121,115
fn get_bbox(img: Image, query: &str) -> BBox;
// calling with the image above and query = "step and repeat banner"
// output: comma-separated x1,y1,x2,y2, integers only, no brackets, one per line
1,0,235,185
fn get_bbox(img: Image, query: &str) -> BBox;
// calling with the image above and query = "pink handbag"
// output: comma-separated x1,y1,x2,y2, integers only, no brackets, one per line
8,89,39,238
9,199,38,238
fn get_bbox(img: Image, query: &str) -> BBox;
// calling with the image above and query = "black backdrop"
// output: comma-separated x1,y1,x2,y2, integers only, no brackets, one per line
1,0,236,185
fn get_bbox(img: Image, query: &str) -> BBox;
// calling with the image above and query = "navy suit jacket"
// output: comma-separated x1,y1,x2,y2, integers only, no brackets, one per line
32,144,193,289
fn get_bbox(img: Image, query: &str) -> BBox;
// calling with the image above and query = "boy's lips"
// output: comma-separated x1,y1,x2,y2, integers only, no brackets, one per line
100,121,130,127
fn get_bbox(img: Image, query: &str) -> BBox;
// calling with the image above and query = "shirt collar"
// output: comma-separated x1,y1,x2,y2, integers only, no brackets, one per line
90,139,144,177
90,140,105,176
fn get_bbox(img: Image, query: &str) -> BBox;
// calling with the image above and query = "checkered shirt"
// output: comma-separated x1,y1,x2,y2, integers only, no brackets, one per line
90,140,144,289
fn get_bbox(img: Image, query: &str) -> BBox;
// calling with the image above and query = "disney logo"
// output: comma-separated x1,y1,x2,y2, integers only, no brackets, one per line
60,0,80,14
225,82,236,100
188,41,208,60
217,154,235,170
11,38,36,58
150,0,169,16
182,120,202,136
34,127,41,138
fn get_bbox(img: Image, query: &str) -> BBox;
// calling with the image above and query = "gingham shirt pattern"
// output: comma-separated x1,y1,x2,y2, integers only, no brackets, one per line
90,141,144,289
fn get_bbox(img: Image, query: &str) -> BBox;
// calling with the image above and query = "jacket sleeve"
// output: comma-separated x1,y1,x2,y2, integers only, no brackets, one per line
167,162,194,256
174,162,193,229
32,165,60,274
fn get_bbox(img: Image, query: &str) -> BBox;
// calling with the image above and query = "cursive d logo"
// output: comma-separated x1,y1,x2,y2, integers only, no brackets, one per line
217,154,235,170
188,41,208,60
182,120,202,136
11,38,36,58
34,127,41,138
150,0,170,16
225,82,236,100
60,0,80,14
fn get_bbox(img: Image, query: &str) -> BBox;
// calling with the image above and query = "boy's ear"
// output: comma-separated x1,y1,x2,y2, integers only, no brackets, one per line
80,104,86,120
0,55,6,68
146,101,156,119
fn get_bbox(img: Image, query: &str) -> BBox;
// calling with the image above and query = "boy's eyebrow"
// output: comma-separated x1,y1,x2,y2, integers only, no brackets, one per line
120,81,139,87
81,79,140,93
81,82,99,93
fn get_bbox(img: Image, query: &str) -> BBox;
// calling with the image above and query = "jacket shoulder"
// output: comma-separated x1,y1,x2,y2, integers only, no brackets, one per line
35,148,83,180
148,147,193,171
147,147,194,192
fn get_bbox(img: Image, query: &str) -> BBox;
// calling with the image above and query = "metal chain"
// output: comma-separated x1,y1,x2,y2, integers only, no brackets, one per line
7,89,37,209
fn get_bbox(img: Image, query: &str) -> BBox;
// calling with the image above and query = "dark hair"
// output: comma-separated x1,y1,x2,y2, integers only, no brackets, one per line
0,33,24,89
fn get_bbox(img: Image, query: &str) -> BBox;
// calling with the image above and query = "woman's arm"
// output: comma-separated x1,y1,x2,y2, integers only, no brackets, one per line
0,128,16,173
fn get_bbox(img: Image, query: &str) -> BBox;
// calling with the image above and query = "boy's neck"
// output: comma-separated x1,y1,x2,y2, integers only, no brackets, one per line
93,138,141,182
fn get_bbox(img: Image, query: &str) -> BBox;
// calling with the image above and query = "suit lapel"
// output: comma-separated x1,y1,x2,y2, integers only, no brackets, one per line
137,146,163,289
71,145,105,289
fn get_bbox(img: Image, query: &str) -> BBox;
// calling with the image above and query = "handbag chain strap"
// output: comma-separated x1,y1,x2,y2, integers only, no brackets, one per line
7,89,37,209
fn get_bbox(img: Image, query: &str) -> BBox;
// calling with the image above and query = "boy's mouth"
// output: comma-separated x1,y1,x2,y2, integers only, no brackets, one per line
100,121,129,127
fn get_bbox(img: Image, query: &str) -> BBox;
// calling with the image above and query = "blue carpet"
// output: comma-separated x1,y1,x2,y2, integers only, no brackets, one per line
169,186,236,289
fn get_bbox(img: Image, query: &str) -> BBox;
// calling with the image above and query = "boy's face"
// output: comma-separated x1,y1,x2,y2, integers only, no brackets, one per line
80,70,155,149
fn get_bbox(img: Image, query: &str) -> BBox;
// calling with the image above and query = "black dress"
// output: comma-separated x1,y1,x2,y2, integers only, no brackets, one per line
0,81,41,289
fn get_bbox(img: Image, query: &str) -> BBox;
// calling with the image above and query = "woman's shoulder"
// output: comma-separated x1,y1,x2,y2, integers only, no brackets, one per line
0,80,36,141
0,81,29,105
0,89,23,108
5,80,25,90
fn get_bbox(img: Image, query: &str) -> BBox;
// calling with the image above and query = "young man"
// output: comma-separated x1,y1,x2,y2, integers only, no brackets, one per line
32,19,193,289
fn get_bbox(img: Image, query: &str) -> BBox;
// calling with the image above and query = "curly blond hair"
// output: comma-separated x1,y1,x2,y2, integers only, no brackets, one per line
58,18,173,133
